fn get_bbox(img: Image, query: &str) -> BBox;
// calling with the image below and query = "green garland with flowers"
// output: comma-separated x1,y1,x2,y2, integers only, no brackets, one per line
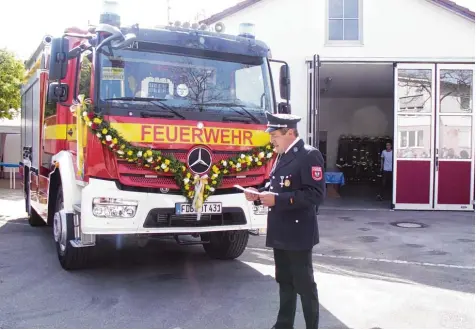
78,101,275,203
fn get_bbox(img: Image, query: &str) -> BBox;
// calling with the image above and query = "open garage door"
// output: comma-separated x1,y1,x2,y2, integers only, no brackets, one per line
308,55,320,148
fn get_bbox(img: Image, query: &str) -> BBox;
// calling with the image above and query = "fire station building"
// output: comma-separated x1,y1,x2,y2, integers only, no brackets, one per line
200,0,475,211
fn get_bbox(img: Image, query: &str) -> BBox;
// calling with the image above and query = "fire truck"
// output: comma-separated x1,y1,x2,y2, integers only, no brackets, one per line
19,2,291,270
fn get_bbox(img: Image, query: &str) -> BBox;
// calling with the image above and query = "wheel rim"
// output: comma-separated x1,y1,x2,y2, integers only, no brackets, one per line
53,200,66,253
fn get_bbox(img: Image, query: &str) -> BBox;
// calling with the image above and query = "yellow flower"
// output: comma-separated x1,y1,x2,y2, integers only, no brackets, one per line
258,161,262,166
146,150,153,156
185,184,190,190
165,159,170,165
186,172,191,178
206,185,210,190
188,191,194,198
120,145,126,150
93,118,102,124
223,169,228,174
127,150,133,156
112,138,118,144
266,145,271,149
182,166,186,172
102,128,108,135
212,180,217,185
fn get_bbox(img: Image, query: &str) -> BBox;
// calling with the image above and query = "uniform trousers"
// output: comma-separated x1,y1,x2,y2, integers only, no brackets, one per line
273,248,319,329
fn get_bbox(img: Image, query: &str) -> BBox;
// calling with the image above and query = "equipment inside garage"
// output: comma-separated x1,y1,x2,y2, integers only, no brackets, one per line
318,62,394,209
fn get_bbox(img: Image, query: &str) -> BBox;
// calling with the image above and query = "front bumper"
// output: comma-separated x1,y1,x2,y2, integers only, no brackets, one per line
80,178,267,235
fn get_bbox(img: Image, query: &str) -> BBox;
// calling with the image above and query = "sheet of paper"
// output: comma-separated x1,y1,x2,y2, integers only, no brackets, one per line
234,184,278,196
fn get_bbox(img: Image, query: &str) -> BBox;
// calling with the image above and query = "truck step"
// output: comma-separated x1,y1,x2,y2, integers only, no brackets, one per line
174,235,210,245
73,204,81,213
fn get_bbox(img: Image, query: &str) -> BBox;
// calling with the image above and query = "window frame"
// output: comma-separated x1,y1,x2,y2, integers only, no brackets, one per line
325,0,364,46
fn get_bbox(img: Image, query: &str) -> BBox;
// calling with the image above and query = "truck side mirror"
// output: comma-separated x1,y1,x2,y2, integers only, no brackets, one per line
48,37,69,81
47,82,69,104
278,102,291,114
279,64,290,101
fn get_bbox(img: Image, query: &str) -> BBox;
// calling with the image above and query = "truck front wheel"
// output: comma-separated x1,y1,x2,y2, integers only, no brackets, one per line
202,230,249,260
53,185,94,270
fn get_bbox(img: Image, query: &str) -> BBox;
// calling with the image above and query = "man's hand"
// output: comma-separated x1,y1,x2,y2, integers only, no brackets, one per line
259,193,275,206
244,187,259,201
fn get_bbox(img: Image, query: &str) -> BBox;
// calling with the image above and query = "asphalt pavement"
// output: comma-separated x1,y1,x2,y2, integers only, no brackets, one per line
0,187,474,329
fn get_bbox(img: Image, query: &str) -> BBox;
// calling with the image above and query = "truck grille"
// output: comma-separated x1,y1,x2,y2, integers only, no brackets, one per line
143,207,247,228
115,149,267,191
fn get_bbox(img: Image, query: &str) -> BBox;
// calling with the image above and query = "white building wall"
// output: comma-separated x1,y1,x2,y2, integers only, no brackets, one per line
215,0,475,140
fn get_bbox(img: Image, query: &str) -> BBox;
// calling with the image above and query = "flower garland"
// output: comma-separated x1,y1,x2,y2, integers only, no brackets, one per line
76,97,275,206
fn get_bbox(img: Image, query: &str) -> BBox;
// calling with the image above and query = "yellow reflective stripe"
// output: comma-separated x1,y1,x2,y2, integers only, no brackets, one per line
110,123,270,147
44,123,270,147
44,124,77,141
44,124,67,140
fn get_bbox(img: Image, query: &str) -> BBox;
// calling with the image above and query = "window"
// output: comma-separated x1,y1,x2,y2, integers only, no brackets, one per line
235,65,266,109
76,50,92,100
399,130,424,148
327,0,361,42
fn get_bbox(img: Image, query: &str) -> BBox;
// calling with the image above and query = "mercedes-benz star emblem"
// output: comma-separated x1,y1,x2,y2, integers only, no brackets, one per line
187,147,212,174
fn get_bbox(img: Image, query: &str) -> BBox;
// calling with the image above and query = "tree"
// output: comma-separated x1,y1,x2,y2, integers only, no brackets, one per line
0,48,24,119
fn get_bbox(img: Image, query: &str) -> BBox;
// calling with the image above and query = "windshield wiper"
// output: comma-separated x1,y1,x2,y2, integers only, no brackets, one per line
103,97,185,119
197,102,260,124
222,116,253,124
140,111,174,119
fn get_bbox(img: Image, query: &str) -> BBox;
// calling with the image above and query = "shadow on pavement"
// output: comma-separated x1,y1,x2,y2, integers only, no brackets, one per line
244,243,475,295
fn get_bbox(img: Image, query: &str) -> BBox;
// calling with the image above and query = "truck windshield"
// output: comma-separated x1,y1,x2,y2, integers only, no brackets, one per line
97,48,273,119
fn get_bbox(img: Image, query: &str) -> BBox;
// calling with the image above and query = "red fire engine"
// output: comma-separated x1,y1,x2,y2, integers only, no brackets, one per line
19,3,291,270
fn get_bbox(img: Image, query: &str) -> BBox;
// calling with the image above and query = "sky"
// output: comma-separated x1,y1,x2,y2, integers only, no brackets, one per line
0,0,475,61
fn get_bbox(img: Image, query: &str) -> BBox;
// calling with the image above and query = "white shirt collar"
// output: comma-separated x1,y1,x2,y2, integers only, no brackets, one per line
285,137,301,154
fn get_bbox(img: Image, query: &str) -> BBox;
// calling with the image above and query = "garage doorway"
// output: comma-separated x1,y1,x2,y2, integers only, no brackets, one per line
308,60,395,210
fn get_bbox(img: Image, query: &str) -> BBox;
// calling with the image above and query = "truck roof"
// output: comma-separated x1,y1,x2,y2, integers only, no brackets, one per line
119,24,271,58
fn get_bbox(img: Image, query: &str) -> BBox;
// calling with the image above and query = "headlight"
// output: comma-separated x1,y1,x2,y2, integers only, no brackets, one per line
92,197,138,218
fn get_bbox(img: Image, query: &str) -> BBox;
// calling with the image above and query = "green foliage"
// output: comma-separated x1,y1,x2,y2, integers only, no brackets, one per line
0,48,24,119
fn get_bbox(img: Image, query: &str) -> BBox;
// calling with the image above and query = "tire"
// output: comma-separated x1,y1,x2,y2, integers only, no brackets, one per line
202,230,249,260
53,184,94,270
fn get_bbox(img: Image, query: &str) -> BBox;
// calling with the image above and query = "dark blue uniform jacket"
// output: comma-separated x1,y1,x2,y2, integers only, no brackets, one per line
259,139,326,251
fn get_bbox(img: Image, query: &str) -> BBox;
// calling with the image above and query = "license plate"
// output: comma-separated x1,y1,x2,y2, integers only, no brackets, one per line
175,202,222,215
252,204,268,215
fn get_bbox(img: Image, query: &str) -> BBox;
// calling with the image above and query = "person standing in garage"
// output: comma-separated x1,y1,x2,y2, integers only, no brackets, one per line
377,141,393,202
243,112,326,329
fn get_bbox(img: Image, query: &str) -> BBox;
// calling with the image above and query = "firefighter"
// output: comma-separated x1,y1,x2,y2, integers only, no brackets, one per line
244,112,326,329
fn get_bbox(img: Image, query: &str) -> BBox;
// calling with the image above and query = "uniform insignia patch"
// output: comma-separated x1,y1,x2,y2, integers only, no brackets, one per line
284,179,291,187
311,166,323,181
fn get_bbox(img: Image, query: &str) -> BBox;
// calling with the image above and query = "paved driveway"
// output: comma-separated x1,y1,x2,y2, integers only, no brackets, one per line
0,187,474,328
